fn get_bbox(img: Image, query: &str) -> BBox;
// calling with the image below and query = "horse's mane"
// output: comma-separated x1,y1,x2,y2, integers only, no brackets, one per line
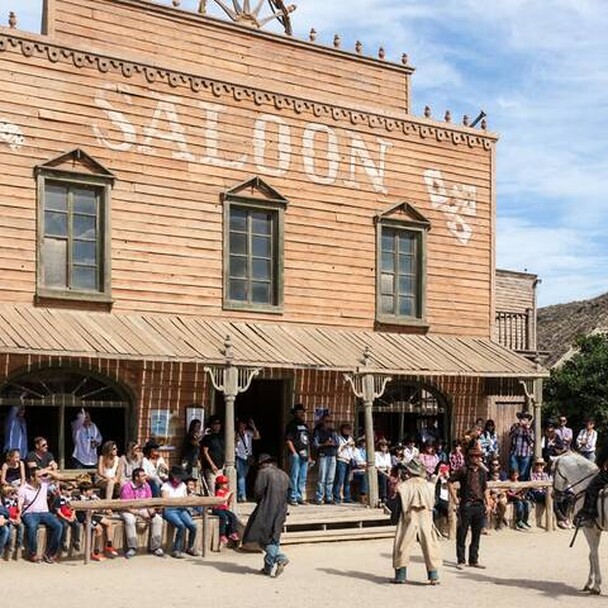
552,450,598,480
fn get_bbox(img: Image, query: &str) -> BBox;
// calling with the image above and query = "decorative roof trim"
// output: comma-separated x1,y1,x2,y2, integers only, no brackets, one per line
222,176,289,206
375,201,431,228
0,32,496,150
35,147,116,178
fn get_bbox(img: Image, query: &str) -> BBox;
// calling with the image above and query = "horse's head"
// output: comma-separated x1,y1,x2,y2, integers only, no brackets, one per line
552,450,598,495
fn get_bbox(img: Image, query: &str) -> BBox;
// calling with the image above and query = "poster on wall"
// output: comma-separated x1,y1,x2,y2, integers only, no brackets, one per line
186,406,205,430
314,406,329,425
150,409,171,438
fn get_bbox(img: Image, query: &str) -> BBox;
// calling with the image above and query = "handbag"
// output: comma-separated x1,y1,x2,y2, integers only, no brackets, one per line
239,432,256,466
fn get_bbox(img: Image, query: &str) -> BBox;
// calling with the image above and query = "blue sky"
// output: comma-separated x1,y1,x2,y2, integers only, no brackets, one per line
7,0,608,307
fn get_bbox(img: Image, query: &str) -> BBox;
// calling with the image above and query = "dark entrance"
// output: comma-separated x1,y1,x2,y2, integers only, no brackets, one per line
0,367,132,467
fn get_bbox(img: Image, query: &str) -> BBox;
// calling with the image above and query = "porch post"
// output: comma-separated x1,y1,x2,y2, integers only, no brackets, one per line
344,347,391,509
205,336,260,511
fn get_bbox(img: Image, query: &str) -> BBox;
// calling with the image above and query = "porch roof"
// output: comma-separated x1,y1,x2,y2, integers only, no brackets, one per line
0,305,546,378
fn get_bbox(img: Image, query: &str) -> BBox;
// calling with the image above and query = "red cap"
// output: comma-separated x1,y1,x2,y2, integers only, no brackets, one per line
216,475,229,485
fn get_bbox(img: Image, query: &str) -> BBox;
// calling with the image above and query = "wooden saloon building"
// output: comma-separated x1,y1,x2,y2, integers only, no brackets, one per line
0,0,545,503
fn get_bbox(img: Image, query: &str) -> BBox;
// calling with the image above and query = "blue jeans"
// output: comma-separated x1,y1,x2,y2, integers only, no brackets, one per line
333,460,351,503
236,456,250,501
23,512,63,557
512,499,530,523
263,539,288,574
211,508,238,537
509,454,532,480
60,519,81,549
289,454,308,502
10,522,24,547
316,455,336,502
163,508,197,553
0,524,9,554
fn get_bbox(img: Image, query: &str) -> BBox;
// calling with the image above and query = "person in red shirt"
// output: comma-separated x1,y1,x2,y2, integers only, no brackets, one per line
211,475,239,545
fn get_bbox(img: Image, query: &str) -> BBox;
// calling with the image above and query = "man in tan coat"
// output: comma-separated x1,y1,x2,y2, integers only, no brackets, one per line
392,459,441,584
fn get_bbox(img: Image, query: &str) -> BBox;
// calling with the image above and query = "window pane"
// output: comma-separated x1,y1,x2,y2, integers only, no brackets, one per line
251,282,271,304
73,215,97,240
381,251,394,273
398,275,414,296
45,184,68,212
252,258,271,281
72,266,98,291
229,232,247,255
252,236,271,257
381,295,394,315
230,208,247,232
73,188,97,215
42,238,67,287
399,297,414,317
381,231,393,252
398,233,414,254
229,279,247,301
380,273,394,296
251,212,272,235
229,255,247,278
398,254,413,274
73,241,97,266
45,211,68,237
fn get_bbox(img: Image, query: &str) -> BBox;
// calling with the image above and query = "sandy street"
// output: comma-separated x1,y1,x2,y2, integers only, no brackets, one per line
3,528,607,608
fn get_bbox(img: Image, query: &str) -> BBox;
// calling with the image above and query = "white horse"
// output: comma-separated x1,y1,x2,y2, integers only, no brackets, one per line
553,451,605,595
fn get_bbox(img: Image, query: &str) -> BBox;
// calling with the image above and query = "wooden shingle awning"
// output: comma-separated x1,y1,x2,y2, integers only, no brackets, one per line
0,305,547,379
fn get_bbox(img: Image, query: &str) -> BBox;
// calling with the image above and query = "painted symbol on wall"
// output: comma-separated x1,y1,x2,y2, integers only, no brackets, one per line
423,168,477,245
0,118,25,151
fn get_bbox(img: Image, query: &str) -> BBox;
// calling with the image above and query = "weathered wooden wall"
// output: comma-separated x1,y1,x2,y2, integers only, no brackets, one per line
495,269,537,313
0,0,495,337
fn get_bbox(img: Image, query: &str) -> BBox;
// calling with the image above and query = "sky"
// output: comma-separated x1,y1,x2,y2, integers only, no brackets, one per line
6,0,608,308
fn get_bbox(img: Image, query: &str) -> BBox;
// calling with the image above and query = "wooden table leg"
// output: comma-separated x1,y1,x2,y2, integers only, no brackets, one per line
84,511,92,565
202,508,208,558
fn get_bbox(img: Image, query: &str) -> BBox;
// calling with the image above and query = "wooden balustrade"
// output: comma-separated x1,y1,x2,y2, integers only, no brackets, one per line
495,309,533,352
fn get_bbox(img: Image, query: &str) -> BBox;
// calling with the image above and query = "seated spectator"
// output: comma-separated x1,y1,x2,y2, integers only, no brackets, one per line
75,481,118,561
402,437,419,464
391,443,405,468
434,463,450,523
51,482,81,555
435,440,448,464
480,419,499,464
96,441,122,499
506,469,531,530
375,439,392,503
212,474,240,546
186,476,204,517
487,458,507,531
528,457,550,504
449,440,465,473
17,466,63,563
142,442,169,497
1,449,25,487
118,441,143,486
119,467,164,558
1,483,23,558
0,499,10,557
26,437,58,475
419,441,439,480
161,465,197,558
387,464,402,500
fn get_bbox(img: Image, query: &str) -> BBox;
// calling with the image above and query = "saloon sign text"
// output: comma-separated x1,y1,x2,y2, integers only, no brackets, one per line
92,85,392,194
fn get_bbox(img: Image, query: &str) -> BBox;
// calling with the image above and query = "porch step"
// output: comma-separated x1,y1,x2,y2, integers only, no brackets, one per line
282,525,395,545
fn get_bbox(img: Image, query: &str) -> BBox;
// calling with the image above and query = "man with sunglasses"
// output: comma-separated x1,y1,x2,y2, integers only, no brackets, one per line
555,415,573,451
26,436,58,475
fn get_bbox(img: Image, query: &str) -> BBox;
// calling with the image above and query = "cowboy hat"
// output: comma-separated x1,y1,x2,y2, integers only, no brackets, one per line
516,411,533,420
534,457,546,466
257,453,276,465
404,459,426,477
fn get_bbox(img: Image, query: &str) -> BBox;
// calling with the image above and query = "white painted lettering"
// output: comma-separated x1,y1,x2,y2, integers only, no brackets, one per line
302,124,339,185
92,86,136,152
253,114,292,177
199,101,247,169
345,136,391,194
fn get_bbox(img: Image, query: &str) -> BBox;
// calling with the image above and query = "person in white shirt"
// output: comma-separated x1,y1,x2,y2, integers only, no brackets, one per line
235,418,260,503
161,465,197,558
333,423,355,504
72,408,102,468
576,418,598,462
403,438,420,464
375,439,392,503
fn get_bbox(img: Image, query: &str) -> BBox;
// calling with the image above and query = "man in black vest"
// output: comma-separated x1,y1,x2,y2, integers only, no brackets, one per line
448,446,490,569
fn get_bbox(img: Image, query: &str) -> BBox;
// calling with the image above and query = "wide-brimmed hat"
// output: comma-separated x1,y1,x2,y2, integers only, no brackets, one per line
516,411,533,420
534,457,546,466
404,459,426,477
169,465,187,481
257,453,276,465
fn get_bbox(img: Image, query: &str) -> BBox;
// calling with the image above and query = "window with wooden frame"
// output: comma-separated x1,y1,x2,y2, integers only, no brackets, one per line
375,202,430,326
35,149,114,303
222,177,287,312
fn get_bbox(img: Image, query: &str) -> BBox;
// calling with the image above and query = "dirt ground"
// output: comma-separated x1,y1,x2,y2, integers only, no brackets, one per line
4,527,607,607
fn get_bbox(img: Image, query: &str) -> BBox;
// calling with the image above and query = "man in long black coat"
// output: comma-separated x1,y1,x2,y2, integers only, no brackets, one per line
243,453,290,576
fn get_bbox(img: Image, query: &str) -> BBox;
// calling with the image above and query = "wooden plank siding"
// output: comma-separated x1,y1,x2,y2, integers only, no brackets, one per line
0,3,496,336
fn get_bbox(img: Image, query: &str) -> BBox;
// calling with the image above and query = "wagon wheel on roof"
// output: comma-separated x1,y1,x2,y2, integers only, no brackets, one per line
202,0,296,35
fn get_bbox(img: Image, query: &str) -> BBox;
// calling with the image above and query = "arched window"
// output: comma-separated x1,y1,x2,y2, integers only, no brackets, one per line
0,367,132,468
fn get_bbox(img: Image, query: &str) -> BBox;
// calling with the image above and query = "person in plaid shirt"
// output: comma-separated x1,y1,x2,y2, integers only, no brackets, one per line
509,412,535,480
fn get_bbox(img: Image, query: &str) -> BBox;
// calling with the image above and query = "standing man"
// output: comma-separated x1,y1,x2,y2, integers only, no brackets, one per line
555,415,573,451
312,413,338,504
201,416,225,495
576,418,598,462
71,408,102,468
393,459,441,585
3,405,28,456
285,404,311,506
448,446,490,570
508,412,534,480
242,453,290,577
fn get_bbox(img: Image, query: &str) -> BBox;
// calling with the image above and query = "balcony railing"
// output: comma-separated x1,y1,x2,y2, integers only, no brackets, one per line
496,309,535,353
